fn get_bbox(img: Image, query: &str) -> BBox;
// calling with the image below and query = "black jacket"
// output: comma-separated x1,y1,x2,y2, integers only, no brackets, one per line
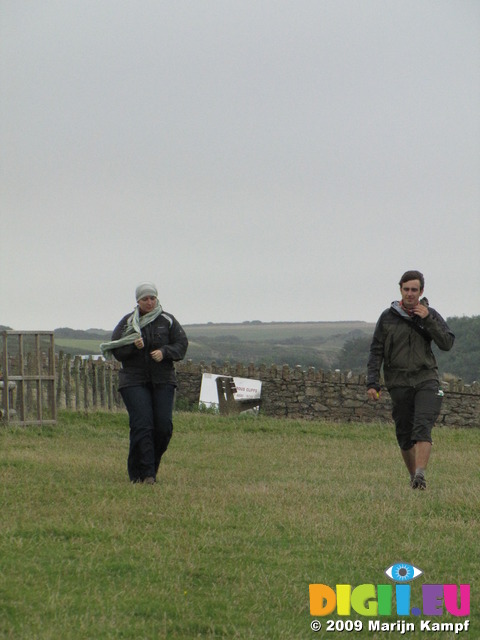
111,311,188,388
367,302,454,391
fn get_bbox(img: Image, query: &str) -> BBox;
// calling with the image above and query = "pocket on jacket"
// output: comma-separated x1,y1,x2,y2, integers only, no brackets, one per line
153,327,169,348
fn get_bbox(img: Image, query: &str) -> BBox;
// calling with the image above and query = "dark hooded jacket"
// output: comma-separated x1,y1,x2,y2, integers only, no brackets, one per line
367,302,454,391
111,311,188,388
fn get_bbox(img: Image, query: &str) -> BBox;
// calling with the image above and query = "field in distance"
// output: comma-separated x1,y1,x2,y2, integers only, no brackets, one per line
185,320,374,341
53,321,376,370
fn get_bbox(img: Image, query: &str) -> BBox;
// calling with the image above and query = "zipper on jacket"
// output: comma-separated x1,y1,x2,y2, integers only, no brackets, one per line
387,336,394,367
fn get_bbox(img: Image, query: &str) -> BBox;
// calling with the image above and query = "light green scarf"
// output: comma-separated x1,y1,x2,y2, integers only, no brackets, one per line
100,302,163,356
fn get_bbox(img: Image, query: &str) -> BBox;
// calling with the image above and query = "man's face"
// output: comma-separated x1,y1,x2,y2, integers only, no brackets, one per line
400,279,423,309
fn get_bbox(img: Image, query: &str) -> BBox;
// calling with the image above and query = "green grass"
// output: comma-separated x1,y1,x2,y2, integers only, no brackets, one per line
55,338,105,354
1,412,478,639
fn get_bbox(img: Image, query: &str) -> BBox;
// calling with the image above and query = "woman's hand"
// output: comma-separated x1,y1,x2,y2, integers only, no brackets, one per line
151,350,164,362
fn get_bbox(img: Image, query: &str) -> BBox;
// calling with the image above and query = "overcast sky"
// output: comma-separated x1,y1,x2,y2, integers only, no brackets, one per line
1,0,479,332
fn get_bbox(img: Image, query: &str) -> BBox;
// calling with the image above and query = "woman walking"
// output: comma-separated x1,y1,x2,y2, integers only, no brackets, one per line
101,282,188,484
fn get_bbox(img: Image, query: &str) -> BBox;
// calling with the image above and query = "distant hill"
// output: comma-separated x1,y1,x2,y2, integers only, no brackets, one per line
4,318,477,381
50,321,376,368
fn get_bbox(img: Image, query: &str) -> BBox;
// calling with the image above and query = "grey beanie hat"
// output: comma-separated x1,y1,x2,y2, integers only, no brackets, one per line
135,281,158,301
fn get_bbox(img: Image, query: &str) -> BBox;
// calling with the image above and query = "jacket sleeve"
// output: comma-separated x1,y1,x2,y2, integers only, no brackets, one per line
366,314,385,390
162,317,188,362
424,309,455,352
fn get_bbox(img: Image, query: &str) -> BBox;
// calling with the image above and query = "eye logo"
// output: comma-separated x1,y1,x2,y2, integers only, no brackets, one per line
385,562,423,582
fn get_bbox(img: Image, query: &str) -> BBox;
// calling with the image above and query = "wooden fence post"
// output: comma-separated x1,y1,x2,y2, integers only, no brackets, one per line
83,360,89,411
73,356,81,411
57,352,64,408
106,365,114,410
91,358,98,410
97,360,105,409
64,353,72,409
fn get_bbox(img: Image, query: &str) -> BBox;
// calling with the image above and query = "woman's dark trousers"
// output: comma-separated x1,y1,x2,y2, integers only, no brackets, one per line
120,383,175,482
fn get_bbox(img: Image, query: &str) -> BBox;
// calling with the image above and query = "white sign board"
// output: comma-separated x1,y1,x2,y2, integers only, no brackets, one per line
199,373,262,414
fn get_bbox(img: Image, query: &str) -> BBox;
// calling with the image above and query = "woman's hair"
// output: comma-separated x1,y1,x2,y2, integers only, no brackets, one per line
399,270,424,290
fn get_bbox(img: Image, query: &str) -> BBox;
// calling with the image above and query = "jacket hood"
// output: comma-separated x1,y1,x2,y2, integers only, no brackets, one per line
390,301,411,319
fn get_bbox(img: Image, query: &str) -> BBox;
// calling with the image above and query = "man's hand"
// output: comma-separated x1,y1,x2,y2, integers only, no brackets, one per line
412,303,429,319
134,337,144,349
367,388,380,401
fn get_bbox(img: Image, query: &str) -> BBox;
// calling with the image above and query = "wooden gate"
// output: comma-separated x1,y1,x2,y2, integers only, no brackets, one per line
1,331,56,425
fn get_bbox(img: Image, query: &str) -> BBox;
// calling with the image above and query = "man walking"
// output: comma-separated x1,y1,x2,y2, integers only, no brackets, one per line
367,270,455,490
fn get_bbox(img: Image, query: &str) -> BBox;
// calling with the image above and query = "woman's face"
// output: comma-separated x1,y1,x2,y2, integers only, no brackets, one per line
137,296,157,315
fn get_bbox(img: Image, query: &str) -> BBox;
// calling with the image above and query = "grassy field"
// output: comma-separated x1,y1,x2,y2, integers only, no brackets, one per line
54,322,375,349
55,338,108,354
53,321,375,369
184,321,375,342
1,412,478,639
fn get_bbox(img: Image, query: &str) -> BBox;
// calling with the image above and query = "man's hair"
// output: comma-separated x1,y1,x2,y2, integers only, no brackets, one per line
399,270,425,290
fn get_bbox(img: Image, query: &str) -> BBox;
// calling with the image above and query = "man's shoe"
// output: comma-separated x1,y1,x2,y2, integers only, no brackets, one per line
412,472,426,490
143,477,156,485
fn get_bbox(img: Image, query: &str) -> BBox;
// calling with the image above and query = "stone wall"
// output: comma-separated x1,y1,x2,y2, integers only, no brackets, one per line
176,361,480,428
51,355,480,428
